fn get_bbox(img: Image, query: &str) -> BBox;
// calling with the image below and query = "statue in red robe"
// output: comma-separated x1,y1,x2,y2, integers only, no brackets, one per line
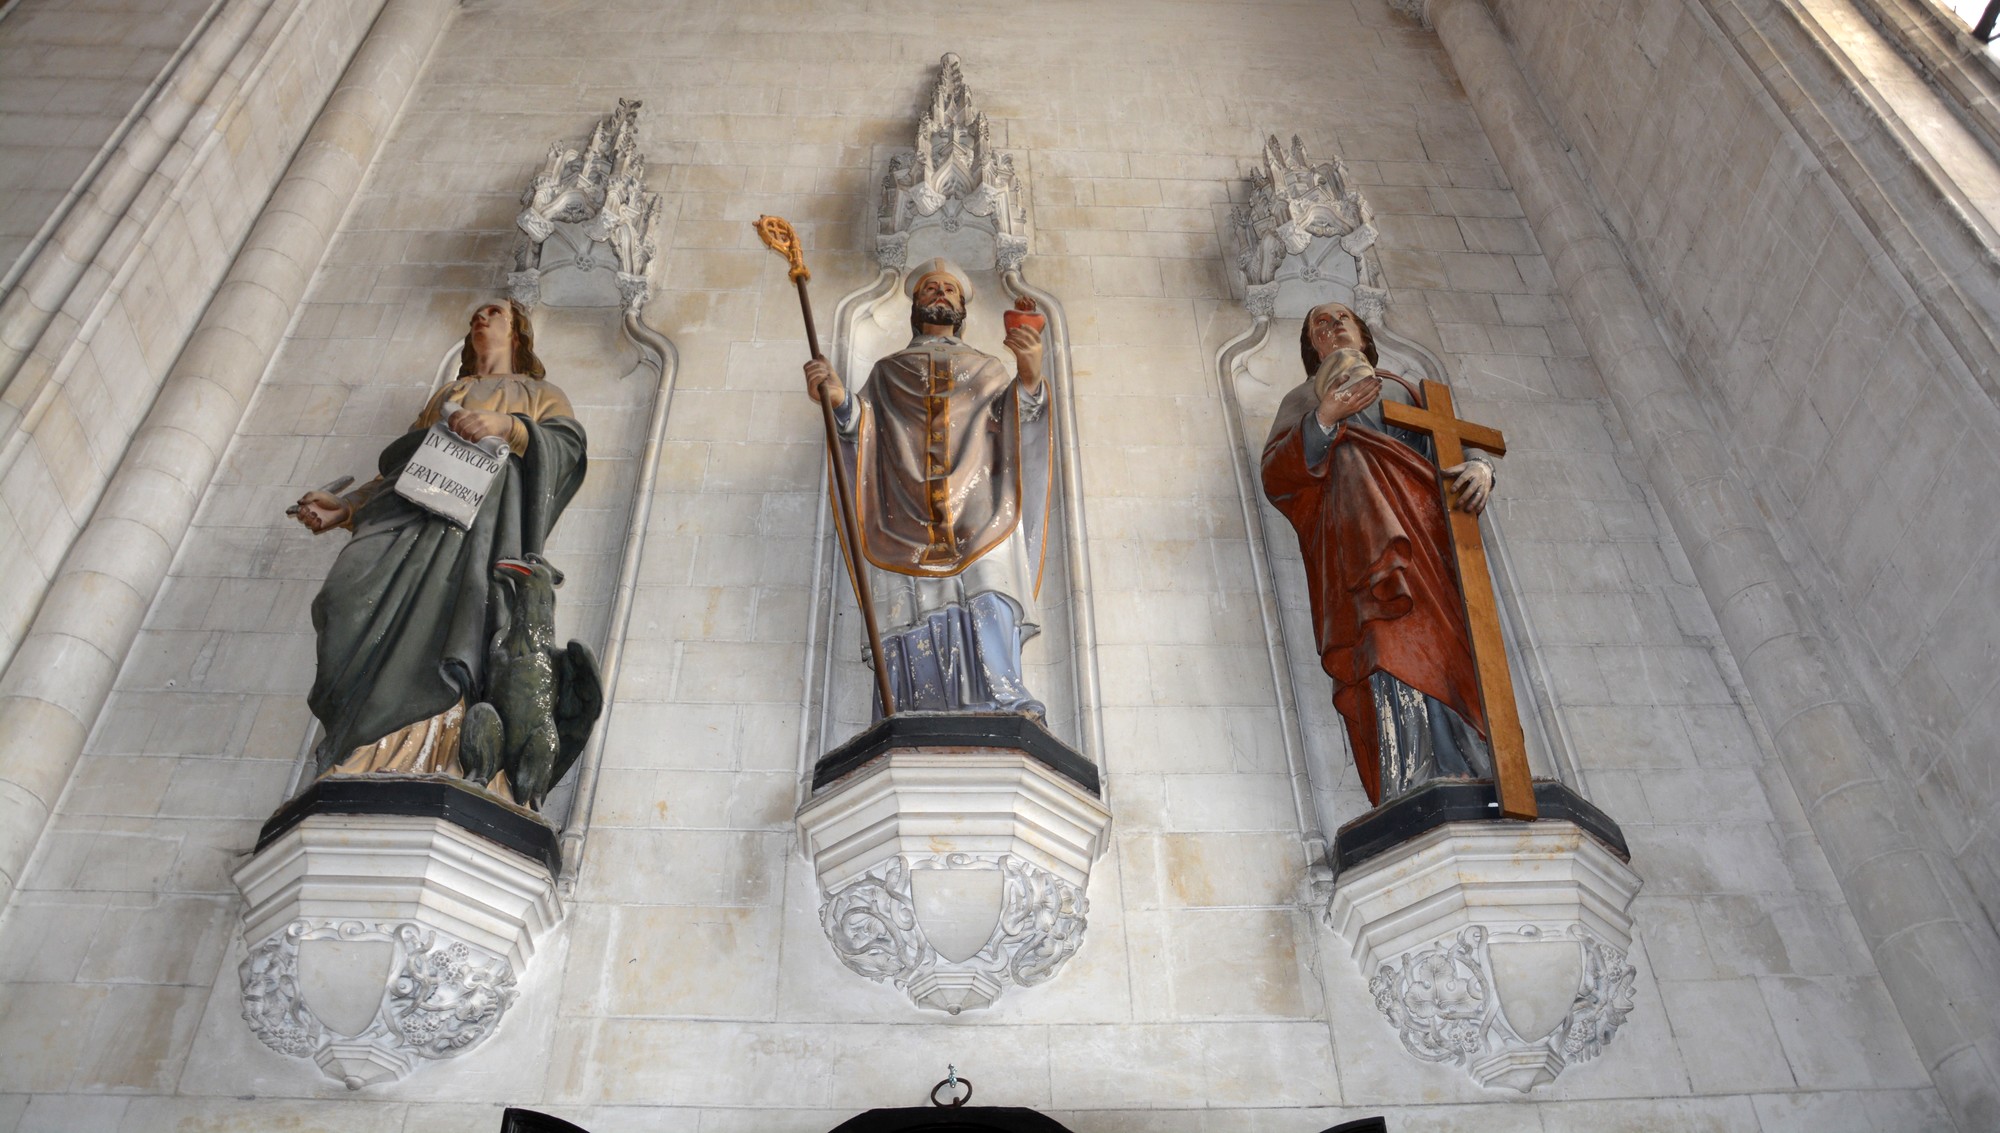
1262,303,1497,806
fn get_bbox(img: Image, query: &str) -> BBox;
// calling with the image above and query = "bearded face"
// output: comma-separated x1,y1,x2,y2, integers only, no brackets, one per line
912,300,967,335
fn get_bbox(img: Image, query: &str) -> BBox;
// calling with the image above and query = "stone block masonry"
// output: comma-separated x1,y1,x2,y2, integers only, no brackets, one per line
0,0,1968,1129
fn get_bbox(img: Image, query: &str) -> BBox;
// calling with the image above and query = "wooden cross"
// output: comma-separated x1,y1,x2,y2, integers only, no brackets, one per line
1381,380,1537,821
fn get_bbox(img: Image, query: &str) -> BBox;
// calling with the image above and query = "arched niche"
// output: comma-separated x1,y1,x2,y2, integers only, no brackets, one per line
797,56,1102,781
804,243,1092,765
1218,138,1581,869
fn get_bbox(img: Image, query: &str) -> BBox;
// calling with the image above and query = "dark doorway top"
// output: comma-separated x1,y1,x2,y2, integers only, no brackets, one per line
825,1110,1385,1133
827,1108,1076,1133
500,1106,1385,1133
501,1109,591,1133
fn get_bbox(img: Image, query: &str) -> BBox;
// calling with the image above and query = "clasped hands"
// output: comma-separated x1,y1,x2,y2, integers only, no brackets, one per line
1314,357,1493,516
291,408,512,533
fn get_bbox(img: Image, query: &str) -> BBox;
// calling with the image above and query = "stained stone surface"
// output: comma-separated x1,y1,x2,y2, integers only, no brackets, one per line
0,0,1974,1129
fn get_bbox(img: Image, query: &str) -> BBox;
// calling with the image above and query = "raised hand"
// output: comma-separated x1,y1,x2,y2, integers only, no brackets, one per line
1315,373,1381,429
1003,323,1044,387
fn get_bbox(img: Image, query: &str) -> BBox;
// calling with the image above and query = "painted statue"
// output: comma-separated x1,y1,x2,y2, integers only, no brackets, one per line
290,300,601,809
1261,302,1497,805
802,258,1053,717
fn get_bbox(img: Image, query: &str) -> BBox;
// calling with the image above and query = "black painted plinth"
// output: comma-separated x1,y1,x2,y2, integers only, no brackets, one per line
1332,779,1627,877
818,1109,1385,1133
501,1110,592,1133
825,1107,1078,1133
813,712,1099,796
257,774,561,875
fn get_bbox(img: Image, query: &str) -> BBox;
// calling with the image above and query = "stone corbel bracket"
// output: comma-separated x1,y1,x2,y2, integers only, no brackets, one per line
1328,821,1642,1091
233,811,561,1088
797,731,1110,1014
1232,134,1387,322
509,98,666,313
876,52,1032,272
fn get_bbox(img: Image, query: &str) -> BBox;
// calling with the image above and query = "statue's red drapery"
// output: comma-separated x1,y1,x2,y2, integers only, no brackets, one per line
1262,381,1488,803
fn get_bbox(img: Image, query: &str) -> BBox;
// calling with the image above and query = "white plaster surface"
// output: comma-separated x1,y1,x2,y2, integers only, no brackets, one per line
0,0,1969,1129
1484,0,2000,1125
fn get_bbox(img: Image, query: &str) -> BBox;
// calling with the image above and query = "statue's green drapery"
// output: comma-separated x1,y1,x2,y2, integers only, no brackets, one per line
308,414,588,772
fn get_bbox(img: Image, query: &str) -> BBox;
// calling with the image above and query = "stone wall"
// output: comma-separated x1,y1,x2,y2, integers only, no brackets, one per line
0,0,391,676
0,0,1960,1129
1491,0,2000,1025
0,0,213,274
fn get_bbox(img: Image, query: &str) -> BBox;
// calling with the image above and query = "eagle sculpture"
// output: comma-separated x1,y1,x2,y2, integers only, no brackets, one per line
459,554,604,811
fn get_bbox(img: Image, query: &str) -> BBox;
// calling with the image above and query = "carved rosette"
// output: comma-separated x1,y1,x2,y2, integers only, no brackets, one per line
820,853,1088,1014
1372,925,1489,1062
240,919,518,1089
876,53,1031,270
1369,923,1637,1090
1232,134,1388,322
511,98,666,312
1328,821,1644,1091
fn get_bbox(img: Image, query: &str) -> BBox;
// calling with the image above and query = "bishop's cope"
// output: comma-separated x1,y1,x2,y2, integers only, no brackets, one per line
1262,302,1536,819
803,258,1054,718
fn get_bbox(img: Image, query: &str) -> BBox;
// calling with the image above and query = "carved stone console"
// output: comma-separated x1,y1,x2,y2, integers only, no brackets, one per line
797,716,1110,1014
1327,782,1641,1091
233,778,561,1087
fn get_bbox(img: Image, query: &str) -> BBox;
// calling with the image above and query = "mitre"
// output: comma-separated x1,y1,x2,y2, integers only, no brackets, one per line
905,257,975,302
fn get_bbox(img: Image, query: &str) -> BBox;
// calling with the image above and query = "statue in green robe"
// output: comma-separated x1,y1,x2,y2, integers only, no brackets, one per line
290,300,591,806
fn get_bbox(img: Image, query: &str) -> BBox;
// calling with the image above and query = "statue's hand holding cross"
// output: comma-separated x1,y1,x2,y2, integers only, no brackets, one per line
1315,342,1496,515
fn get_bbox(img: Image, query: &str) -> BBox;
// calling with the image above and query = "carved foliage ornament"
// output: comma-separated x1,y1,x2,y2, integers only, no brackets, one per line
511,98,666,312
1369,924,1637,1091
240,919,518,1087
1233,134,1387,322
877,53,1030,272
822,854,1087,1012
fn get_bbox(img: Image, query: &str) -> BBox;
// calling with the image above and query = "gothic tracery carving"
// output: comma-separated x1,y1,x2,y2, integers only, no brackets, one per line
877,53,1030,271
511,98,666,312
1233,134,1387,322
1368,923,1638,1091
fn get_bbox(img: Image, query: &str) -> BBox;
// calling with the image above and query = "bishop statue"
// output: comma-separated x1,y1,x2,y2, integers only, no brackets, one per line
802,258,1053,718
